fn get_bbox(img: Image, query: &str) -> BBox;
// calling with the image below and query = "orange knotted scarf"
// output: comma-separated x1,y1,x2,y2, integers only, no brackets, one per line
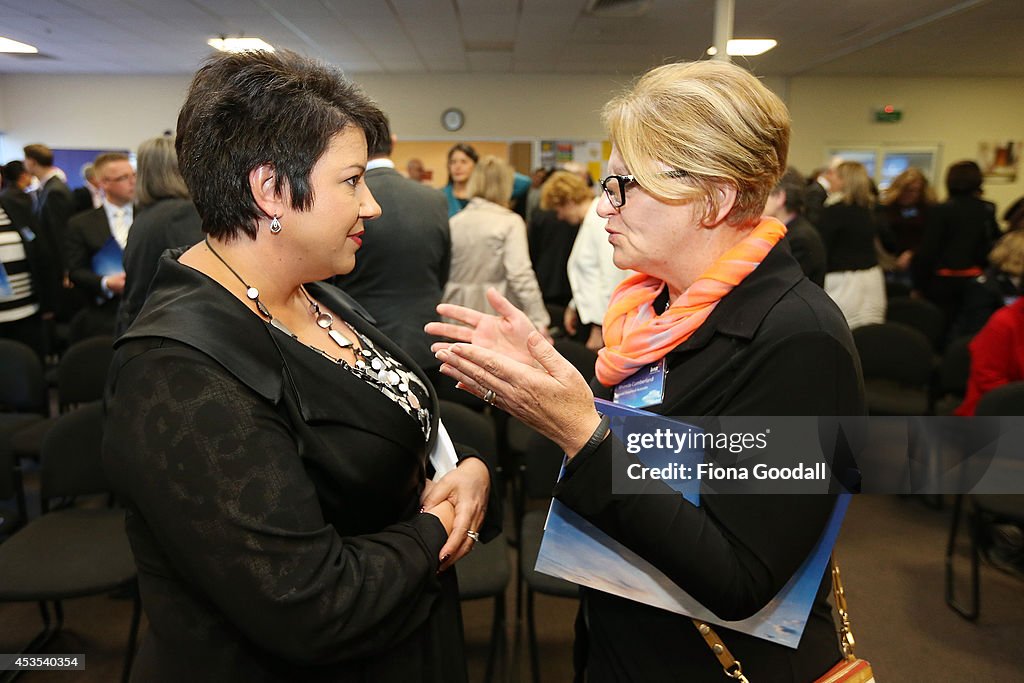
595,218,787,387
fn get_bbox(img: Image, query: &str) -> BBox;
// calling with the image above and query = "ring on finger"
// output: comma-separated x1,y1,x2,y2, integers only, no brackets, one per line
466,529,481,542
482,389,497,405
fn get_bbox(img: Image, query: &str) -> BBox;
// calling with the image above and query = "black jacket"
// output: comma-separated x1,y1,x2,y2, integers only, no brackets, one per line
554,242,865,683
117,197,203,335
104,253,500,682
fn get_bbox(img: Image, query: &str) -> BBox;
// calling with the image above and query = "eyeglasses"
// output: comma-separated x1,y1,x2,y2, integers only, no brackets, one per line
599,170,687,209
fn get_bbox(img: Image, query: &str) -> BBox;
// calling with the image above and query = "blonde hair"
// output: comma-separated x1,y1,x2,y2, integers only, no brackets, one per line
880,167,935,206
466,155,513,206
603,60,790,226
989,231,1024,277
135,136,190,208
834,161,874,208
540,170,591,211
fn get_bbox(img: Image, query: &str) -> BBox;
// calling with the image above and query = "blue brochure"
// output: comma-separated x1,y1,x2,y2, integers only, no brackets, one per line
0,261,11,297
535,399,849,649
91,236,124,277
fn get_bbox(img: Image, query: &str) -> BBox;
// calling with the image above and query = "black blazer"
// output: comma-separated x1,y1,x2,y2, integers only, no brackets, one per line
333,166,450,371
66,206,120,297
553,243,865,682
104,254,500,681
117,197,203,335
785,214,827,287
36,175,75,271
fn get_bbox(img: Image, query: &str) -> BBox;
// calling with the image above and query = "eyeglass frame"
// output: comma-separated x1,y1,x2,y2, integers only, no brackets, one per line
599,170,688,209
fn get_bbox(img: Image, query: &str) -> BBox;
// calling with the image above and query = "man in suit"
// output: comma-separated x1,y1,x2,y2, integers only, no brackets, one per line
764,168,828,288
23,144,75,300
65,152,136,338
332,112,450,385
72,163,104,213
804,157,844,228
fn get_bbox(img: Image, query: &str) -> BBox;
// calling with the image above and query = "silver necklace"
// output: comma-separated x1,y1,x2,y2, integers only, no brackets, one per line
205,237,353,352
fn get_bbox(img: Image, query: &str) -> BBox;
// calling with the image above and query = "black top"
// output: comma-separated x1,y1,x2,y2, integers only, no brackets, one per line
104,254,500,682
553,242,865,682
528,209,578,307
816,202,881,273
117,197,203,336
785,214,827,287
912,196,999,289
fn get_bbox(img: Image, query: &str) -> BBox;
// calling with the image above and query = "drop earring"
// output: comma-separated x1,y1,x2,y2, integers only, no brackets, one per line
269,215,283,234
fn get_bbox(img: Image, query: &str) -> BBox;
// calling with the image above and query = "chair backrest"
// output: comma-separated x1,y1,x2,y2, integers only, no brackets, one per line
439,399,497,460
39,401,109,502
975,381,1024,416
885,297,946,350
554,339,599,382
0,339,47,414
853,322,935,386
938,336,973,396
57,335,114,410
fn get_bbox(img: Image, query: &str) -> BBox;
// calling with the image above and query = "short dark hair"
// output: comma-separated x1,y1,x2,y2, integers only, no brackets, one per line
946,161,983,197
23,144,54,167
366,110,393,158
446,143,478,186
176,49,381,240
774,167,806,214
1,160,27,186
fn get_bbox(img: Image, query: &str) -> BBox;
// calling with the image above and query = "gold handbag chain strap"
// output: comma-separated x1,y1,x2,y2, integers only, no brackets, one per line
693,555,856,682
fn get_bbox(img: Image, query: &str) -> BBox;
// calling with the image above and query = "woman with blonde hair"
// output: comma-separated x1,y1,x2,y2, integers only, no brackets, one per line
541,170,630,350
954,229,1024,337
878,167,935,274
429,60,864,682
818,160,888,328
443,155,549,332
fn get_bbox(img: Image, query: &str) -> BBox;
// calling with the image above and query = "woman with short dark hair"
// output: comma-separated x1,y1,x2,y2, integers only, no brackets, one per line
104,49,495,682
912,160,1000,333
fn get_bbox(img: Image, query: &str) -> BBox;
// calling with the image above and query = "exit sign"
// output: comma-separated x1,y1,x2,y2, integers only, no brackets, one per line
875,107,902,123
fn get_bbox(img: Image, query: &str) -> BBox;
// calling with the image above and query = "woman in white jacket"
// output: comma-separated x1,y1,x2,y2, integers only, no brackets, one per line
443,156,550,333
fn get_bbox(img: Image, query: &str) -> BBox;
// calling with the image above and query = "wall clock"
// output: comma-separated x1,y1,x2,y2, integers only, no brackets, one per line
441,107,465,132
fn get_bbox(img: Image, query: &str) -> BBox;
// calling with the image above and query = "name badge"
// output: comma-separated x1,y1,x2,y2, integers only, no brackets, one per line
613,358,666,408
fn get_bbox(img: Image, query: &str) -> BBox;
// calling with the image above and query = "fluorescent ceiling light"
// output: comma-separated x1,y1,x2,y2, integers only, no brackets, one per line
0,37,38,54
207,37,275,53
706,39,777,57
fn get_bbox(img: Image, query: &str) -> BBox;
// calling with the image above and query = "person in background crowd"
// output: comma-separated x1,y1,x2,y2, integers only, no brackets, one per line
104,48,497,682
819,161,890,329
116,135,203,335
955,295,1024,416
804,157,842,227
876,167,935,284
64,152,136,339
0,162,49,355
73,162,105,212
444,155,550,334
952,230,1024,339
22,144,74,296
524,166,552,225
912,160,999,333
428,59,864,683
442,143,478,217
406,157,425,182
1002,195,1024,232
763,167,827,287
541,169,631,350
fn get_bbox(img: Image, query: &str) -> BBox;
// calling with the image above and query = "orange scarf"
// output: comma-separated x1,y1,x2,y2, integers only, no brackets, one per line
595,218,787,387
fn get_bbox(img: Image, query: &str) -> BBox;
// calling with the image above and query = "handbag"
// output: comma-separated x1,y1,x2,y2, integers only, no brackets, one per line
693,556,875,683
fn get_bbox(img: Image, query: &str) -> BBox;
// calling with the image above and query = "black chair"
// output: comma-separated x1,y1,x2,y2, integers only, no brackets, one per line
932,336,973,415
886,296,946,351
945,382,1024,621
0,339,48,449
517,429,579,683
10,335,114,463
852,323,935,415
438,400,510,683
0,443,27,539
0,402,140,683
